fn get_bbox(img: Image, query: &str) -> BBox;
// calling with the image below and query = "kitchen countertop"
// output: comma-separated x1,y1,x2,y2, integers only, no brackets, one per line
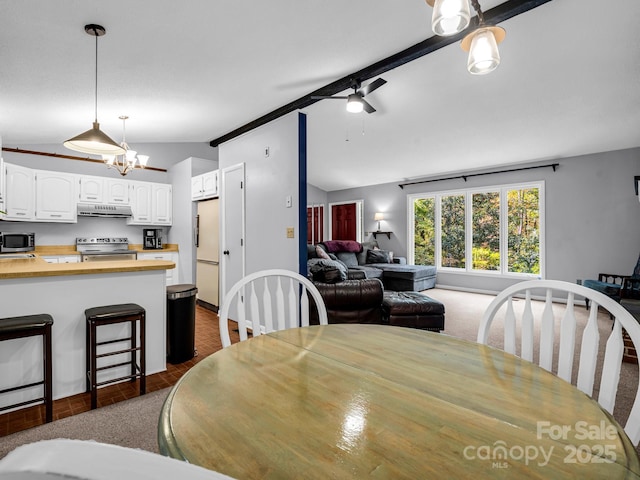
32,244,179,256
0,254,175,280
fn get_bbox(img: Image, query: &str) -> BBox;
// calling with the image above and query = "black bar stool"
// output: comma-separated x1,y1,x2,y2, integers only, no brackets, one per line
0,314,54,423
85,304,146,409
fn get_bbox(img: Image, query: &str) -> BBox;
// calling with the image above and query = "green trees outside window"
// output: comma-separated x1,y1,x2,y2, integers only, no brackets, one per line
410,183,542,276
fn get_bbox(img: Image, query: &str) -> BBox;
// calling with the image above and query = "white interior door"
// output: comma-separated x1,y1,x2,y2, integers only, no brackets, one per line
220,163,245,306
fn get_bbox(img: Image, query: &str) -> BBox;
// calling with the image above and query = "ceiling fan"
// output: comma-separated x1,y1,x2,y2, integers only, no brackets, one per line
311,78,387,114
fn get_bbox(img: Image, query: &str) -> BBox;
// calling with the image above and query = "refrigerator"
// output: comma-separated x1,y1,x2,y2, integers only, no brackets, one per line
196,198,219,308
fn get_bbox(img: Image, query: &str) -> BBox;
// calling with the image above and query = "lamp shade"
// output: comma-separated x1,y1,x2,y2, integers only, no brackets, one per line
429,0,471,36
374,212,384,221
461,26,505,75
64,122,126,156
346,94,364,113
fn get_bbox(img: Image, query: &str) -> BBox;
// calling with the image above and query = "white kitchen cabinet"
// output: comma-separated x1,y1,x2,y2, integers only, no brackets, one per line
79,176,130,205
42,255,80,264
106,178,130,205
127,181,152,225
78,176,104,203
4,163,35,221
191,170,218,201
35,171,78,222
152,184,172,225
137,252,178,285
0,156,5,212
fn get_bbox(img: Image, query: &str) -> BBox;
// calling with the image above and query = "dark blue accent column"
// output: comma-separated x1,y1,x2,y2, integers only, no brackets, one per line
298,112,308,277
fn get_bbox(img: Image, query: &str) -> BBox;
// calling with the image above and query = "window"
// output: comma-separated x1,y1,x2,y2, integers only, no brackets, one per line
408,182,544,277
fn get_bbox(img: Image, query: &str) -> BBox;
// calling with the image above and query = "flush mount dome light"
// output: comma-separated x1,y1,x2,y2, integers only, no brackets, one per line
346,94,364,113
63,24,125,156
425,0,471,36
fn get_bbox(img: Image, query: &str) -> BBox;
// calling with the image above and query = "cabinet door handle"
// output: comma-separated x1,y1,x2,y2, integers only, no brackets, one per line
86,196,98,200
50,214,62,218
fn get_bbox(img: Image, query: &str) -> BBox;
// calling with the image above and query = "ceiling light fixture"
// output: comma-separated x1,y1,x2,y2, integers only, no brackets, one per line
425,0,470,36
63,24,125,156
425,0,506,75
461,0,506,75
102,116,149,176
346,94,364,113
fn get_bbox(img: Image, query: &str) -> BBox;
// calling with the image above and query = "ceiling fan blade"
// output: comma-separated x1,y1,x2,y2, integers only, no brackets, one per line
361,98,376,114
310,95,348,100
359,78,387,97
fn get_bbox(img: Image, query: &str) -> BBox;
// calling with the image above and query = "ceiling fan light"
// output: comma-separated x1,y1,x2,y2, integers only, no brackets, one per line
102,154,116,165
430,0,470,36
462,26,505,75
346,94,364,113
64,122,126,156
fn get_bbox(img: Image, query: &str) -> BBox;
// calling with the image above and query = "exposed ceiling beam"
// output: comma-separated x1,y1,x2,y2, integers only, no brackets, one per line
209,0,553,147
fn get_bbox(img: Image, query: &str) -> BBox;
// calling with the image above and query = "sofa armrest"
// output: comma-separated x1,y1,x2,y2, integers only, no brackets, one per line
393,257,407,265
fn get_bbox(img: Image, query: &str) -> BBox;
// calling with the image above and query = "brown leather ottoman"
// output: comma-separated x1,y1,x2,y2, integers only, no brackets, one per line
382,291,445,332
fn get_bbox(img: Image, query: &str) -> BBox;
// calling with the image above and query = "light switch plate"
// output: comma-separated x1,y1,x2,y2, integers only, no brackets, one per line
286,227,294,238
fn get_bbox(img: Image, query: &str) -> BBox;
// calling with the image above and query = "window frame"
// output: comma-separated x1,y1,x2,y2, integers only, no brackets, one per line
406,181,545,279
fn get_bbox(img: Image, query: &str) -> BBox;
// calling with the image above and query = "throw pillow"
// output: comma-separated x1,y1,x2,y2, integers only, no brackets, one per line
336,251,359,268
315,245,331,260
308,259,347,283
366,249,392,264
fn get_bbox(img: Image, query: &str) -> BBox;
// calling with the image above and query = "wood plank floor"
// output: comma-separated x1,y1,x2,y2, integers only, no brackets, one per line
0,304,233,437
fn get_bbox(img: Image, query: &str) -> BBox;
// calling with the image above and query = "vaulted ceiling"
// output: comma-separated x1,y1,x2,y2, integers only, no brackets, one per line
1,0,638,191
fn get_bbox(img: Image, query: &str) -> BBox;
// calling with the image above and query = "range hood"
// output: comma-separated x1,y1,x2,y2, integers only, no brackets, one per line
77,203,133,218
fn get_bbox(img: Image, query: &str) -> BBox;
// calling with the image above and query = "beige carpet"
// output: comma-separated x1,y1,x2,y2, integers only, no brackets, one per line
1,288,638,459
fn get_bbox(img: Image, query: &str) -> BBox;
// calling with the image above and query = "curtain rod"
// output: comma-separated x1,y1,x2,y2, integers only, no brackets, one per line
398,163,559,189
1,147,167,173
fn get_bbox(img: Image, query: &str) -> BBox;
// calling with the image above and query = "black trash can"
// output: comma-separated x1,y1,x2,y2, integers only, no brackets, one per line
166,284,198,364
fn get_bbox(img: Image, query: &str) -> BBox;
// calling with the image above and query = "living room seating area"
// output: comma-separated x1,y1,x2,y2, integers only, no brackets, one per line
307,240,437,292
307,240,444,331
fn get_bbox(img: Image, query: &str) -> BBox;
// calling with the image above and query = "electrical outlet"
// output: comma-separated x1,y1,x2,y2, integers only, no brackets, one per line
286,227,294,238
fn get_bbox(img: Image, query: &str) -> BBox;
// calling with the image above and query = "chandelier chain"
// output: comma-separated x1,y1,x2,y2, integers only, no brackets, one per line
470,0,485,25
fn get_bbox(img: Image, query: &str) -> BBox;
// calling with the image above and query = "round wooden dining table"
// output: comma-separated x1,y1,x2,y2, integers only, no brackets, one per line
158,324,640,479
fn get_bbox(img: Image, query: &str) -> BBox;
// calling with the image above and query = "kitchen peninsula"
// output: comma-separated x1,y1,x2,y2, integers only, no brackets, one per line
0,255,174,411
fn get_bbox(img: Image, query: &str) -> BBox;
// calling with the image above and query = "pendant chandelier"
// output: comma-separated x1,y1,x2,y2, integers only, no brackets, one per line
64,24,125,156
425,0,506,75
102,116,149,176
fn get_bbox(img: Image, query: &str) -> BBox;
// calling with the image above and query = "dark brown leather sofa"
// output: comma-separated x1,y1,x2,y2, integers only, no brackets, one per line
310,279,384,325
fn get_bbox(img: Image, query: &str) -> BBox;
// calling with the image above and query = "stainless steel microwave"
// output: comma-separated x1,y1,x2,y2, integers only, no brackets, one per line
0,232,35,253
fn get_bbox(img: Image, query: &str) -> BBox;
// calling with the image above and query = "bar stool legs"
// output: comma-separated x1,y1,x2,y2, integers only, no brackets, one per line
85,304,146,410
0,314,54,423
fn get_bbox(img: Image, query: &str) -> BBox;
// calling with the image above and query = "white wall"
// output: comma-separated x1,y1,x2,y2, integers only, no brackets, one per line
324,148,640,294
218,112,302,275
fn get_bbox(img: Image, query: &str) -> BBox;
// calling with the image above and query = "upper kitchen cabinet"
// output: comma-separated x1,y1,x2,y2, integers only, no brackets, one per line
4,163,35,221
106,178,130,204
79,176,130,205
191,170,218,201
152,184,172,225
127,181,172,226
35,170,78,222
0,156,5,212
79,176,103,203
127,181,152,225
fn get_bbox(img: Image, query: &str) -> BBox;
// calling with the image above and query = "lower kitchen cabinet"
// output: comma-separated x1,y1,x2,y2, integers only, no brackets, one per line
138,252,179,285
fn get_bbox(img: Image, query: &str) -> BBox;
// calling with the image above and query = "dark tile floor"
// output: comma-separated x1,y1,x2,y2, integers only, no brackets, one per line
0,304,232,437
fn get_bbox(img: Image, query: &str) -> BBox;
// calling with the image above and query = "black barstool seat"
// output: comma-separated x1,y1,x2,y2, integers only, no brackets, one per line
85,303,146,410
0,313,54,423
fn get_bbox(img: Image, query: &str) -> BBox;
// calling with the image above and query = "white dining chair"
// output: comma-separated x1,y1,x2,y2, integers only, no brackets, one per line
0,439,236,480
219,269,328,348
477,279,640,445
